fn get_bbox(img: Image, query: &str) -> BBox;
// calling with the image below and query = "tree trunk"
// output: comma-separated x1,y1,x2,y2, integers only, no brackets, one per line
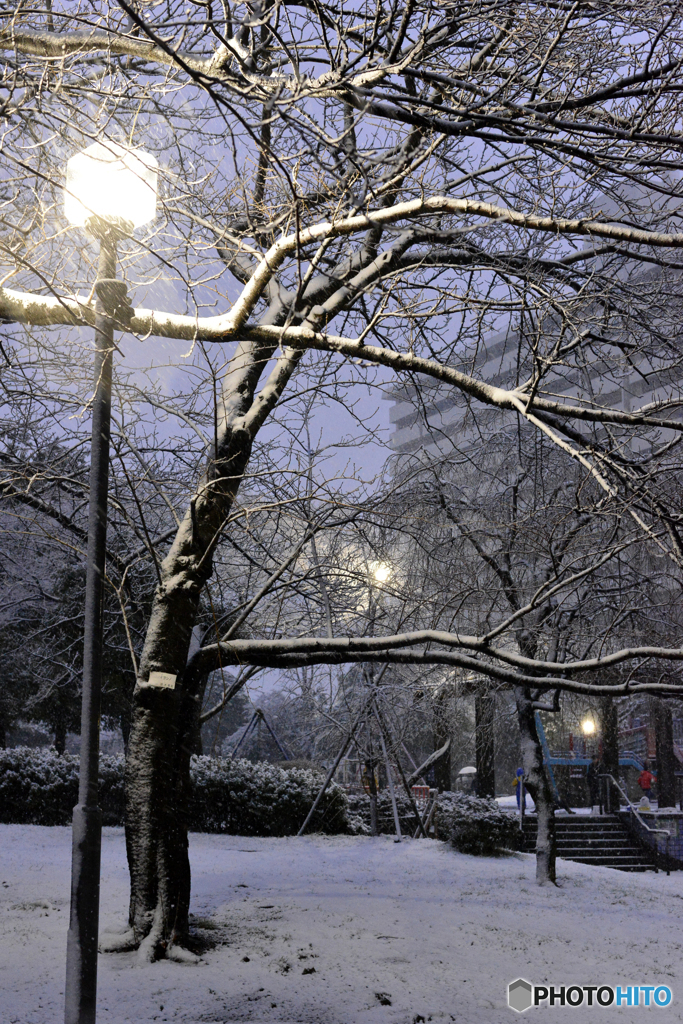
600,696,619,776
120,711,131,755
432,688,452,792
121,246,394,955
475,693,495,798
123,337,293,958
600,696,619,811
366,757,379,836
124,544,229,959
54,717,67,755
124,684,193,958
514,686,556,885
652,697,677,809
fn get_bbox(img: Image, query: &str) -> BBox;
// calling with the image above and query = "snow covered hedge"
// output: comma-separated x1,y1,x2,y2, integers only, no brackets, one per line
0,748,125,826
188,755,349,835
437,792,519,855
0,748,350,835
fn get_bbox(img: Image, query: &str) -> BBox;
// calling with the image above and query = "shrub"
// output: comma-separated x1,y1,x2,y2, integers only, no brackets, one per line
187,755,349,835
0,748,350,835
437,791,519,855
0,748,124,826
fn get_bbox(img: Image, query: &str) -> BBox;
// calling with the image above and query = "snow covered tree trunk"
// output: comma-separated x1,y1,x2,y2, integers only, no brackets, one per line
124,499,253,957
364,751,379,836
125,685,194,958
514,685,556,885
123,338,282,958
120,233,386,953
124,503,234,955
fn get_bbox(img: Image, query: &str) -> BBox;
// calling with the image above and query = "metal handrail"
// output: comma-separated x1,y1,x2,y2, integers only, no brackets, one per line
600,773,671,875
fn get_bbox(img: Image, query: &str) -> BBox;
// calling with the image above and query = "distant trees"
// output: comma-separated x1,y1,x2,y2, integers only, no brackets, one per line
0,458,143,751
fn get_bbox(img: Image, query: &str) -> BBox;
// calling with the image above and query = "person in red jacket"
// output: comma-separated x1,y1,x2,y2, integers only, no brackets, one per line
638,761,656,799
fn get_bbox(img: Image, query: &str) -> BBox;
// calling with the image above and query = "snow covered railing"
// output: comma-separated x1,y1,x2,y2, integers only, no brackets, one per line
602,773,672,875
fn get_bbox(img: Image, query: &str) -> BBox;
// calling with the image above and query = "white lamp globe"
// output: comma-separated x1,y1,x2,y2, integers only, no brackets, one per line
65,141,158,231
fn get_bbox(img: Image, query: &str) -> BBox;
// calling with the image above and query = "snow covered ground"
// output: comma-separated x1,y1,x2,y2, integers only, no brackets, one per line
1,824,683,1024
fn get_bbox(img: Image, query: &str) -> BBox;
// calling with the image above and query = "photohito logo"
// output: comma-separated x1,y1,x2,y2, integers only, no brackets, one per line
508,980,672,1012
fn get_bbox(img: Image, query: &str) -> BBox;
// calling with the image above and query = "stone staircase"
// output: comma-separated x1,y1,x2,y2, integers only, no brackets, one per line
521,814,656,872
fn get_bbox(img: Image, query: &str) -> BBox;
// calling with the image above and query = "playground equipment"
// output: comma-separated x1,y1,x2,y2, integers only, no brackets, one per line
230,707,290,760
535,713,646,771
296,681,450,840
533,712,650,811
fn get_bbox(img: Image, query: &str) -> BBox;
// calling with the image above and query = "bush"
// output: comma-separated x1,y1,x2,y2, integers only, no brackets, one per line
187,755,349,835
0,748,350,835
437,791,519,855
0,748,124,826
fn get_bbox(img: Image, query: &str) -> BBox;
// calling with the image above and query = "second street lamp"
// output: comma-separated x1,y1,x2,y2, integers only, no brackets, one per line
63,140,157,1024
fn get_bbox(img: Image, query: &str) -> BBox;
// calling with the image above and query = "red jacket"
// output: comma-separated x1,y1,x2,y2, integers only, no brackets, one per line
638,770,656,791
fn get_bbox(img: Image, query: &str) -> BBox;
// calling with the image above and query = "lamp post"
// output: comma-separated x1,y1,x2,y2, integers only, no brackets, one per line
63,141,157,1024
364,561,392,836
581,716,596,755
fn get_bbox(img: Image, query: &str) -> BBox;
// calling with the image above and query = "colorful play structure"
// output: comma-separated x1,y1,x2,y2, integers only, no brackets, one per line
534,712,649,808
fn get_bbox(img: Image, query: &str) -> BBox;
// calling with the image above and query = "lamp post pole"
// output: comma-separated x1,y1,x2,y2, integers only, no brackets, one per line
62,140,156,1023
64,225,119,1024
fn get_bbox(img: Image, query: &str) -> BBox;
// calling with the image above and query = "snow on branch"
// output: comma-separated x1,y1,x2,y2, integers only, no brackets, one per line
0,27,210,74
245,325,683,434
4,196,683,436
194,631,683,696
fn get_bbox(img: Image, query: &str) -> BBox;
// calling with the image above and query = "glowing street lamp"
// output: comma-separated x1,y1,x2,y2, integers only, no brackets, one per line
65,141,158,235
63,141,157,1024
365,561,392,618
371,561,392,584
581,719,596,736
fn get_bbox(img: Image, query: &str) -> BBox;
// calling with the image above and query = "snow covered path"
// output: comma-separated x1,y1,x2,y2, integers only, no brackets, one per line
1,825,683,1023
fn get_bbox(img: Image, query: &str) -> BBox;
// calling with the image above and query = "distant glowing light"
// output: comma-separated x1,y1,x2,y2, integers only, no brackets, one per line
581,719,596,736
371,562,391,583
